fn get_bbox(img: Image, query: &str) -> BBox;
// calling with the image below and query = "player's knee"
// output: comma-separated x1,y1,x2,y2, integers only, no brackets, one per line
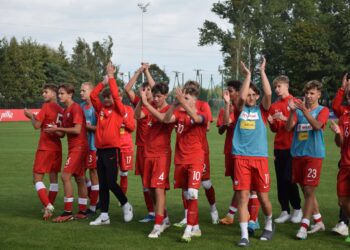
187,188,199,200
120,171,128,177
201,179,212,190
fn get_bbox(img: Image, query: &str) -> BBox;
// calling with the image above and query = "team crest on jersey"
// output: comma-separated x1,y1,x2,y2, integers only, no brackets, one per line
240,111,259,120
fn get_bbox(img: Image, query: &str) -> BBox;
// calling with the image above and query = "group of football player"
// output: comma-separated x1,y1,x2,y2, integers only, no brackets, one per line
24,59,350,246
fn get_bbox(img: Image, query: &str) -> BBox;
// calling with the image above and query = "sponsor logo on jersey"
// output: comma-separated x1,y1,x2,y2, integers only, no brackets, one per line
297,123,312,132
240,111,259,121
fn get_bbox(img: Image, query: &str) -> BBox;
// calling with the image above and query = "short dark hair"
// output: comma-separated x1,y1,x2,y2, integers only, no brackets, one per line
59,83,75,94
226,80,242,91
43,83,58,94
303,80,322,93
183,87,199,97
152,83,169,95
102,88,111,97
142,81,151,88
184,80,200,91
249,83,260,95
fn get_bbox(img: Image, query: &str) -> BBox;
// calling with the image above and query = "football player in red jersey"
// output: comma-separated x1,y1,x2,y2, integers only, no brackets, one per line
24,83,63,220
135,83,173,238
124,63,156,222
164,86,207,242
45,83,89,222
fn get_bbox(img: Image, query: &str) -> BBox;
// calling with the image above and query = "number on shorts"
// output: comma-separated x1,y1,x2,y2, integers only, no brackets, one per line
307,168,317,179
203,164,207,173
345,126,349,138
177,124,184,134
65,157,71,167
126,156,131,165
192,171,201,181
88,154,93,163
159,172,164,181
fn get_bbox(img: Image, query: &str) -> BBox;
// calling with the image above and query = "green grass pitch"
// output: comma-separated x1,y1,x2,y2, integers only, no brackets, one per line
0,121,348,249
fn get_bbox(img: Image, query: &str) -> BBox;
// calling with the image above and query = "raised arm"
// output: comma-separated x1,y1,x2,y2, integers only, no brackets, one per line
163,103,177,124
140,88,166,122
143,63,156,88
294,102,328,130
332,73,349,118
285,99,297,132
237,61,252,111
90,81,105,113
218,90,231,134
330,120,342,147
124,66,143,103
260,56,272,110
105,62,125,116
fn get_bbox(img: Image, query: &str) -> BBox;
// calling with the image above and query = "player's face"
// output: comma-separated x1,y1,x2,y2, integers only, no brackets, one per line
304,88,321,106
274,82,289,97
58,88,72,104
153,92,167,108
246,88,259,107
183,93,196,108
103,94,114,107
227,86,238,101
42,88,56,102
80,84,91,101
144,86,153,101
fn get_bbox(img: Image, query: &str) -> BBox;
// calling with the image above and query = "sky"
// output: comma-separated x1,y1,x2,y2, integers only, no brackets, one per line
0,0,230,89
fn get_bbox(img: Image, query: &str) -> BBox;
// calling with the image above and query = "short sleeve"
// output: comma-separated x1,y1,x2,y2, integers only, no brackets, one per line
317,107,330,127
72,104,84,125
35,103,47,123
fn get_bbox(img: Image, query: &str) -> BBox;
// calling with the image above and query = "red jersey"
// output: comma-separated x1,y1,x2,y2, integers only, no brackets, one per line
35,102,63,151
269,95,294,150
173,109,207,164
216,107,235,154
90,78,125,149
131,95,151,147
62,102,88,152
338,112,350,167
144,105,173,157
333,88,350,118
120,105,135,152
196,100,212,154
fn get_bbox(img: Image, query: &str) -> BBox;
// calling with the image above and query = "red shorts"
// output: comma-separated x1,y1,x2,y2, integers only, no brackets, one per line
233,157,270,192
292,157,322,186
174,163,204,189
33,150,62,174
119,151,134,171
337,167,350,197
143,155,171,189
225,154,234,177
201,153,211,180
85,150,97,169
135,146,144,176
63,150,87,177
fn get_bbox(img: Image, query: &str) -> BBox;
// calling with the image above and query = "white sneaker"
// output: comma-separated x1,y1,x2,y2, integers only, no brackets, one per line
122,202,133,222
181,230,192,243
191,228,202,237
160,217,171,232
148,225,162,238
332,222,349,236
210,209,219,224
296,228,307,240
308,222,325,234
89,215,110,226
290,209,303,224
274,211,290,223
43,204,54,220
174,218,187,228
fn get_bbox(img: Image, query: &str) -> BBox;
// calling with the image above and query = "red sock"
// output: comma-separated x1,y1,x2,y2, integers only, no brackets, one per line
143,190,154,213
120,175,128,194
313,213,322,223
35,182,50,207
90,185,99,207
155,214,164,225
187,199,198,226
48,183,58,205
182,191,188,209
78,197,88,212
64,196,74,212
248,195,260,221
205,186,216,205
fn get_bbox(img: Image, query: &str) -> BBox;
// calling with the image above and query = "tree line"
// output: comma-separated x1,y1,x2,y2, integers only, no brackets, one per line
0,36,169,108
199,0,350,100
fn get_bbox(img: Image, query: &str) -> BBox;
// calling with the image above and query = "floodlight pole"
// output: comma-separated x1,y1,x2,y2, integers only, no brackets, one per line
138,2,150,83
